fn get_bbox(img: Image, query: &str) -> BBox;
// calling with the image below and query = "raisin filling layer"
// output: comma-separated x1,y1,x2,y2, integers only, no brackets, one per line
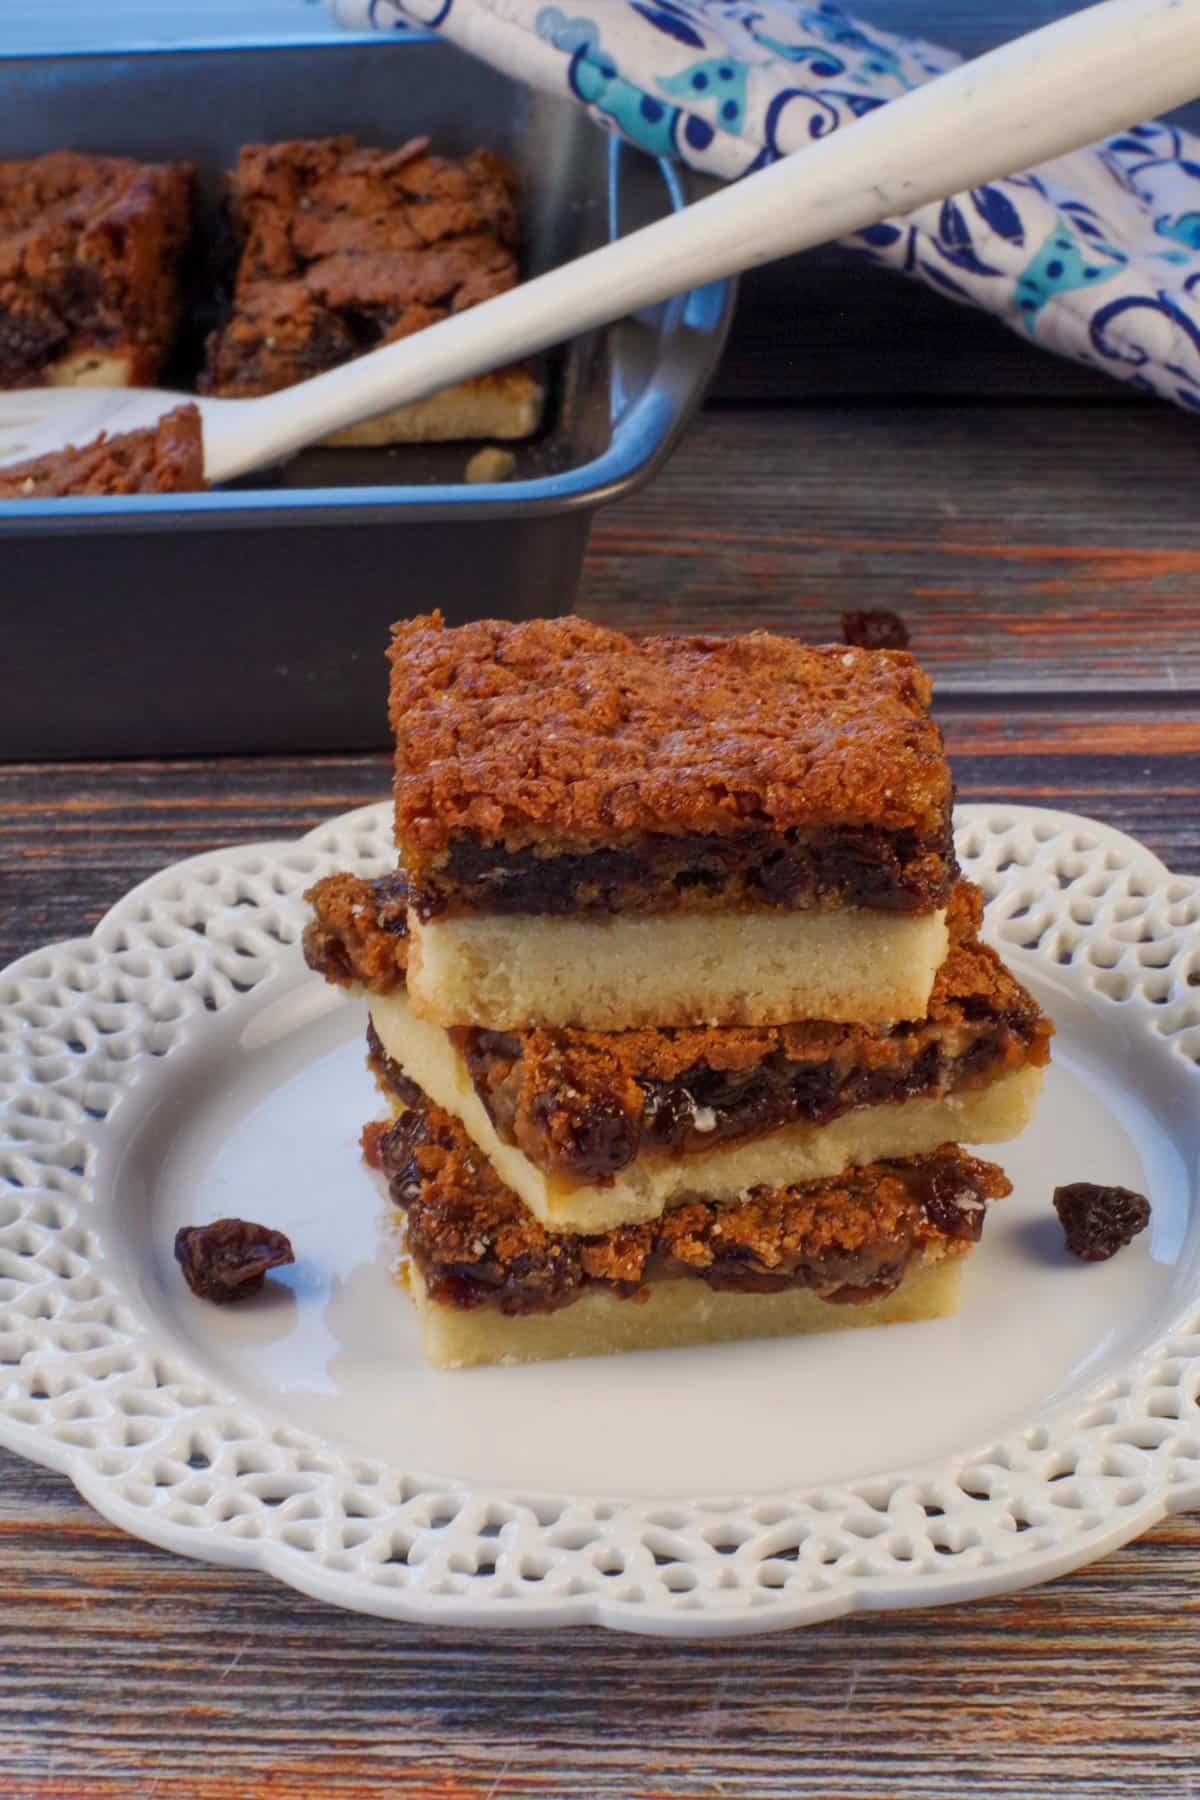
378,1097,1009,1317
456,1013,1042,1183
412,822,956,920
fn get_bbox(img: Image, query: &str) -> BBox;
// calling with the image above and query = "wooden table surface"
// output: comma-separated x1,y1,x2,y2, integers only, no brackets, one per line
4,3,1200,1795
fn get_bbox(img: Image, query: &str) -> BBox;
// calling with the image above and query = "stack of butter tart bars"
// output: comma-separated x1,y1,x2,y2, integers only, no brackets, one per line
304,615,1051,1368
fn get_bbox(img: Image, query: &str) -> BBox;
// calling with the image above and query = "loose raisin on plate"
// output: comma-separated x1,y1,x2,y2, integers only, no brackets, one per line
1053,1183,1151,1261
174,1218,294,1303
841,609,910,651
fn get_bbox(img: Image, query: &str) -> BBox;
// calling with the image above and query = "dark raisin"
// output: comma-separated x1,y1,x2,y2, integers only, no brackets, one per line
916,1160,988,1242
174,1218,294,1302
302,925,353,984
1053,1183,1151,1261
342,307,386,350
372,870,410,935
0,310,68,383
535,1087,639,1180
841,609,910,651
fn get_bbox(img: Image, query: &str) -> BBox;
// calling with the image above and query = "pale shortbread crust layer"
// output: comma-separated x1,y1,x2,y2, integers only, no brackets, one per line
322,370,542,446
47,349,139,387
408,1253,964,1369
370,990,1042,1234
406,906,950,1031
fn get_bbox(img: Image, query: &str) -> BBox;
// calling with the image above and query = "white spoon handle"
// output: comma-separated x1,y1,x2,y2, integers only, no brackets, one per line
208,0,1200,481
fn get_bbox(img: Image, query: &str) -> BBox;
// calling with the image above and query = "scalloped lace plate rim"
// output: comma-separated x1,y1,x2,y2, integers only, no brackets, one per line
0,801,1197,1636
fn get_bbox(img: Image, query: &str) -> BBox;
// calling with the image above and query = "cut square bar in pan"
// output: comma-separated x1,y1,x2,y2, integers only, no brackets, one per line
0,151,193,389
389,615,958,1029
202,136,542,443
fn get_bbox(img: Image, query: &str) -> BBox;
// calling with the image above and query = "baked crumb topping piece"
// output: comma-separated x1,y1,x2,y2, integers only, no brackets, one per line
0,403,204,499
303,870,409,992
387,614,957,917
0,150,193,388
378,1092,1011,1316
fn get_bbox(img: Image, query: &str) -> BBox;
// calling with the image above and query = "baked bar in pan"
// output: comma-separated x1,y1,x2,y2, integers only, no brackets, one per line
0,151,193,389
0,403,204,497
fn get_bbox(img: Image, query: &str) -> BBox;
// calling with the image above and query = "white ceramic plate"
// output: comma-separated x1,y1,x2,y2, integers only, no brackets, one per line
1,802,1198,1636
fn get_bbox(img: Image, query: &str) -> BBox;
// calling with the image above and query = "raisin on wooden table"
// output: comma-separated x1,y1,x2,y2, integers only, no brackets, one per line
841,609,910,650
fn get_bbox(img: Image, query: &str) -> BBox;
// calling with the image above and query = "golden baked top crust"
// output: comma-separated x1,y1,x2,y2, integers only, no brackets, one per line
388,613,952,864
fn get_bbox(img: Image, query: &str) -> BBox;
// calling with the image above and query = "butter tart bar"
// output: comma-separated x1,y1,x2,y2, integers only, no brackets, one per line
373,1089,1010,1369
388,615,958,1029
306,870,1048,1234
0,403,204,498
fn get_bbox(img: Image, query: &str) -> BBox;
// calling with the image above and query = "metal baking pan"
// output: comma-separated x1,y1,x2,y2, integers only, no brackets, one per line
0,37,735,757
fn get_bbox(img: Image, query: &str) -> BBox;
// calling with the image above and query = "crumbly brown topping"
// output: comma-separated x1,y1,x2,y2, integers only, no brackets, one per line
0,150,193,388
380,1094,1010,1314
202,137,520,397
0,403,204,499
388,614,953,871
302,870,409,992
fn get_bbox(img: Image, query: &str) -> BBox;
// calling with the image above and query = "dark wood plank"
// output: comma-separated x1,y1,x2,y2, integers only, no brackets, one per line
582,406,1200,696
2,1445,1200,1797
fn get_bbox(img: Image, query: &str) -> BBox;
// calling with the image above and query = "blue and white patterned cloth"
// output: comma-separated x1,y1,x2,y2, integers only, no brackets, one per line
332,0,1200,408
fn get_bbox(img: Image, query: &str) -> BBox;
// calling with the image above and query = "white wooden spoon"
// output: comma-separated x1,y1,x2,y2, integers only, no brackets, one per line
3,0,1199,481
